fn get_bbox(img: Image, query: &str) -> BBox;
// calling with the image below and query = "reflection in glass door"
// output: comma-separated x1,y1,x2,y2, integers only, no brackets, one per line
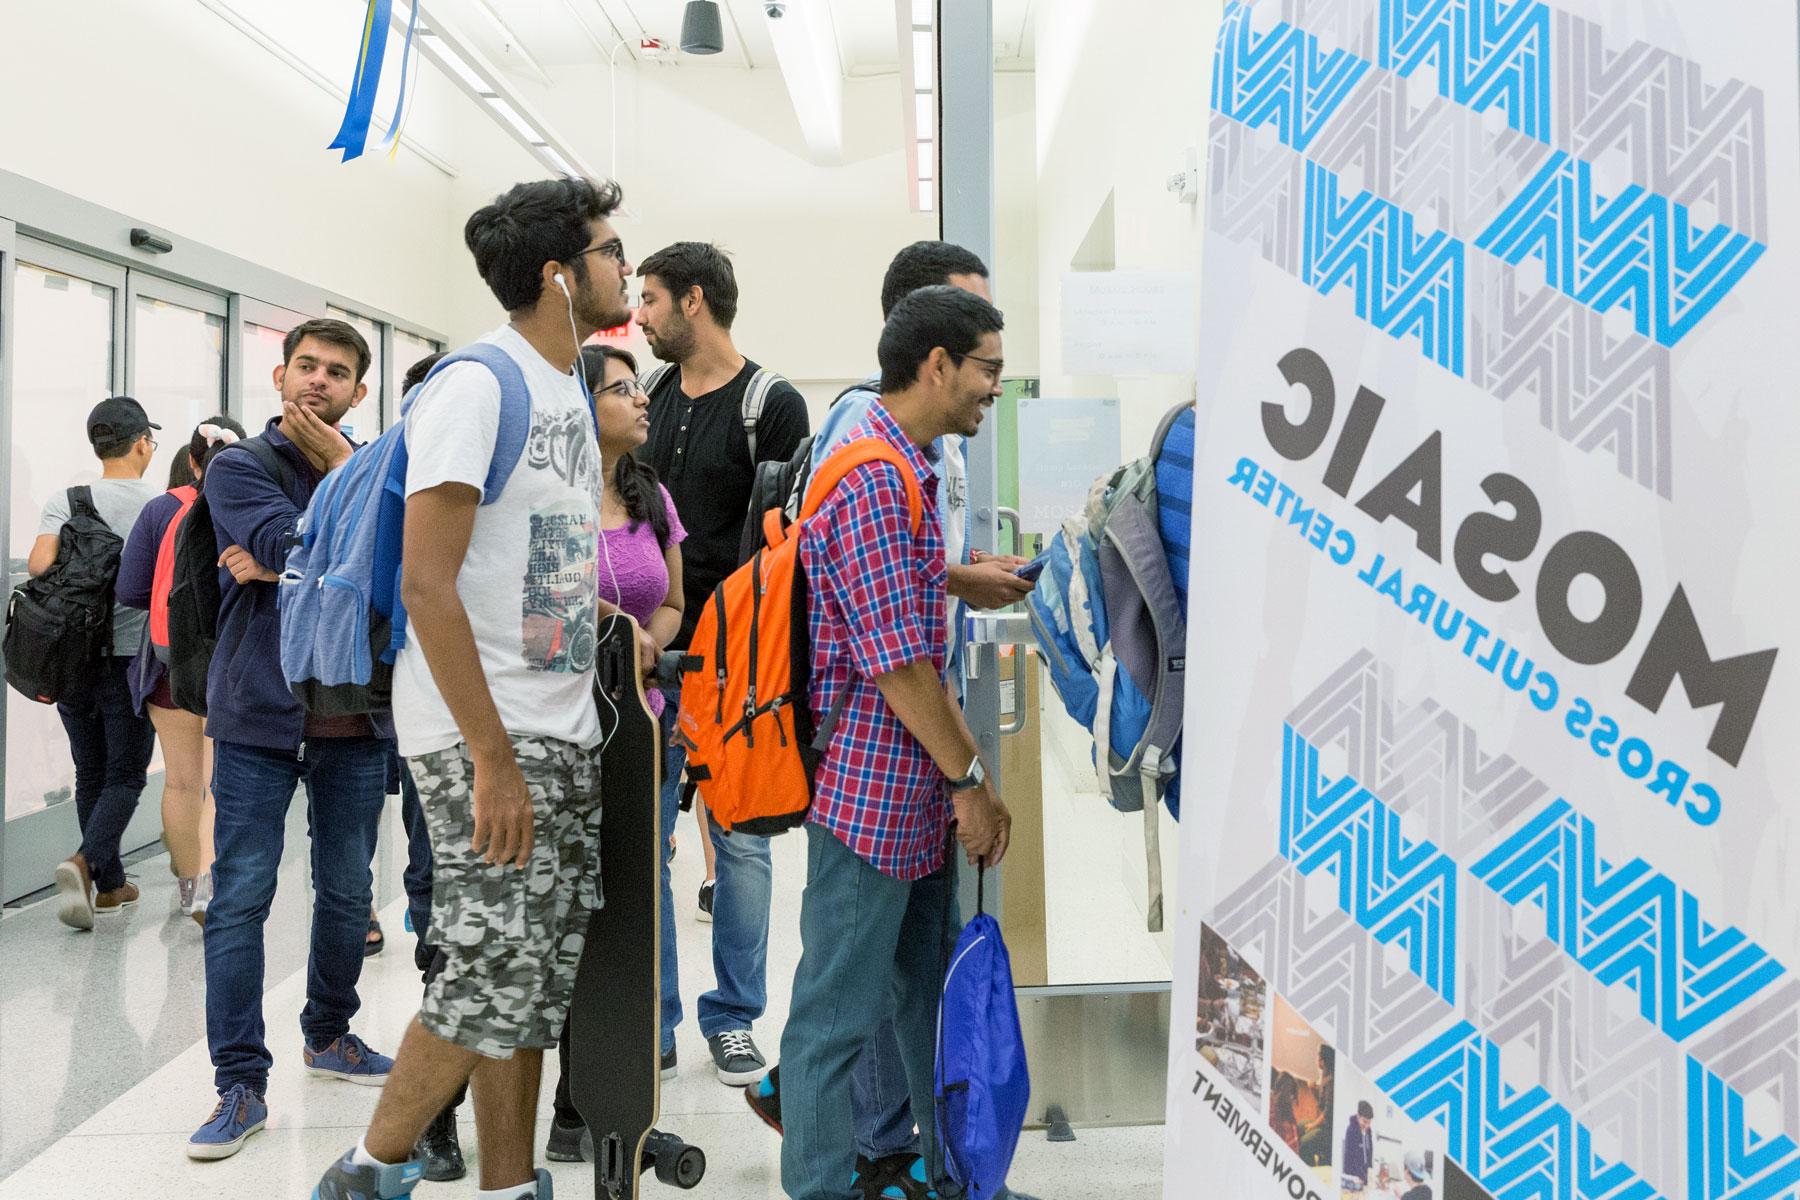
387,328,442,431
6,247,122,822
132,282,227,488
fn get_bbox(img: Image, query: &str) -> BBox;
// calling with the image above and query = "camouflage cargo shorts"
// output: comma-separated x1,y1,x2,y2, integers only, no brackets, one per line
412,735,603,1058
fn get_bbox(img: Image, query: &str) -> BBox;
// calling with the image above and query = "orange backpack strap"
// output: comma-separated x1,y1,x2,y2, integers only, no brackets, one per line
799,439,924,534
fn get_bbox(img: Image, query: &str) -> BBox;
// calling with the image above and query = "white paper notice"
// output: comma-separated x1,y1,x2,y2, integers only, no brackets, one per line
1061,271,1197,376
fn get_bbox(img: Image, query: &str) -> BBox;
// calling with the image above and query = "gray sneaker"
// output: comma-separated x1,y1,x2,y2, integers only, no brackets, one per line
707,1029,767,1086
311,1149,422,1198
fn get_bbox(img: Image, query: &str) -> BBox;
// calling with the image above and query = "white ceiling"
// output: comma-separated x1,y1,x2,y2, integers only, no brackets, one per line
426,0,1035,76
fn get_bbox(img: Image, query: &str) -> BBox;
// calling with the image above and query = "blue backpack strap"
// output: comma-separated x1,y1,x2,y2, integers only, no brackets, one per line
407,342,537,505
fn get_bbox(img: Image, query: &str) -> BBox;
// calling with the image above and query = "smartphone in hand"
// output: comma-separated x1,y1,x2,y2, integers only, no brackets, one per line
1014,556,1048,583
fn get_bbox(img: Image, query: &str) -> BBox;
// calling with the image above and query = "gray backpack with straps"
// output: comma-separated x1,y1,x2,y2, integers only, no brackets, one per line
640,362,788,461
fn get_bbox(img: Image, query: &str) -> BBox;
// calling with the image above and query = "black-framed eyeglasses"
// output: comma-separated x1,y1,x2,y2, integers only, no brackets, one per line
955,352,1005,381
574,238,627,265
595,377,645,400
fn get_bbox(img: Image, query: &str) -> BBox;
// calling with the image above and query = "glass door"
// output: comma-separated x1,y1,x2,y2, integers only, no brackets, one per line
2,240,130,897
129,274,228,488
325,305,384,443
236,298,316,433
946,0,1178,1131
387,327,443,431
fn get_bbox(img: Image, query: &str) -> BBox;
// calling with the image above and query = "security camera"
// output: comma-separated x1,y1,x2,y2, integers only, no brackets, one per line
764,2,786,16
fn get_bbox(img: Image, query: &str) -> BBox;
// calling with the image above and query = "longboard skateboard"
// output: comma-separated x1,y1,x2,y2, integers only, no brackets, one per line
569,614,706,1200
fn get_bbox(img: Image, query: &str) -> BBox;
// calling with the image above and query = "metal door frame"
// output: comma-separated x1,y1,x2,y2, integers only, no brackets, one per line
938,0,1173,1130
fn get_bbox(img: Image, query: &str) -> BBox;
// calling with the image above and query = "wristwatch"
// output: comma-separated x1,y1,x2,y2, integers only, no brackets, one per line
945,755,986,793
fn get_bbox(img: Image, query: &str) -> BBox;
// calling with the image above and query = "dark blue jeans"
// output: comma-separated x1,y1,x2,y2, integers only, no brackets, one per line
205,735,388,1095
780,826,961,1200
55,655,156,892
392,747,435,948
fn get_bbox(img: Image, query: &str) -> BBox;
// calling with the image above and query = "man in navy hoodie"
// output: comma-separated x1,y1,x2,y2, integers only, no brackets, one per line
186,317,395,1162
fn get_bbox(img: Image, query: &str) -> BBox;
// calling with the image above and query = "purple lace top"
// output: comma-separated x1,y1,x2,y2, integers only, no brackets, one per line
600,484,686,715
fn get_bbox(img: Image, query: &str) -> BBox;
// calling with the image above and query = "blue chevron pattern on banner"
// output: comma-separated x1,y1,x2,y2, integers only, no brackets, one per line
1476,151,1768,347
1379,1021,1667,1200
1470,799,1785,1043
1280,724,1459,1004
1302,160,1467,374
1208,0,1766,371
1379,0,1553,143
1211,3,1372,153
1688,1058,1800,1199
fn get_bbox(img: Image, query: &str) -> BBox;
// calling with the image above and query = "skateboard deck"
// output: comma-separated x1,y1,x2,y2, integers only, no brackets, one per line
568,614,702,1199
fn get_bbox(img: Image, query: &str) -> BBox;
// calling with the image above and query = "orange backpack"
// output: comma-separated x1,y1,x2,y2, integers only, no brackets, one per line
149,485,199,660
677,438,924,835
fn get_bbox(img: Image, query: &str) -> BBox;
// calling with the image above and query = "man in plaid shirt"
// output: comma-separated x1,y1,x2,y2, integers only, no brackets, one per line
780,286,1013,1200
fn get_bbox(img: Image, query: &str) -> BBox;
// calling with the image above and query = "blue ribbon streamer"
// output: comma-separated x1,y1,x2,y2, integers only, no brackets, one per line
327,0,395,163
380,2,420,153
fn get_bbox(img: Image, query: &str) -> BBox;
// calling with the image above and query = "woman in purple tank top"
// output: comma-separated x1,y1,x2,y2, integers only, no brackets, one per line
582,345,687,707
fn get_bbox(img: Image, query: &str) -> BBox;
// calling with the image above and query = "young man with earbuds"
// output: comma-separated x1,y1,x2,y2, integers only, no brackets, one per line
313,176,632,1200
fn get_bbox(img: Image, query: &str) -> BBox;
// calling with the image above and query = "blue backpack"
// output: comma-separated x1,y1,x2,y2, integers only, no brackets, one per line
1023,401,1192,932
278,343,537,715
935,875,1029,1200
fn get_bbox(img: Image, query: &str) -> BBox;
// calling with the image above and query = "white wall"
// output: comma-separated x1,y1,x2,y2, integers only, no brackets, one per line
0,0,541,336
490,59,938,427
1033,0,1222,453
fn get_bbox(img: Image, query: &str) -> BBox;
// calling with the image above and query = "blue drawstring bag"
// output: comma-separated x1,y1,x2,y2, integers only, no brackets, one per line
934,872,1030,1200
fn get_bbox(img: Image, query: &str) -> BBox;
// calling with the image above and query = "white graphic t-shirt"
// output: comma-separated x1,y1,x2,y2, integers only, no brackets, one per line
393,324,604,756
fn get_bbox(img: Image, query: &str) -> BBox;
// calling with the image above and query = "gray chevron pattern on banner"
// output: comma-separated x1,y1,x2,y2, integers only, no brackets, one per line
1234,649,1800,1156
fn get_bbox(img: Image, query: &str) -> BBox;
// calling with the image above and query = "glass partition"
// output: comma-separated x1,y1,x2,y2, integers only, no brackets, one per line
5,248,120,821
133,285,227,486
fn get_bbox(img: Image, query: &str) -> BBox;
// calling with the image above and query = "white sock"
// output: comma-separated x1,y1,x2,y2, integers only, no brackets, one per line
352,1137,392,1169
477,1184,539,1200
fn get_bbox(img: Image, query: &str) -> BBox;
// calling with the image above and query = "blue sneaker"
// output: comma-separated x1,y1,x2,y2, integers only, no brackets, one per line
186,1083,267,1160
304,1033,393,1085
311,1149,423,1199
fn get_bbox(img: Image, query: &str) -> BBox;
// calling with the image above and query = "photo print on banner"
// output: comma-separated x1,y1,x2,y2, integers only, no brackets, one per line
1169,2,1799,1200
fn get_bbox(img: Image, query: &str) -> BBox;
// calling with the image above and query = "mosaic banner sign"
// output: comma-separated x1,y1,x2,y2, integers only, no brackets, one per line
1167,4,1800,1198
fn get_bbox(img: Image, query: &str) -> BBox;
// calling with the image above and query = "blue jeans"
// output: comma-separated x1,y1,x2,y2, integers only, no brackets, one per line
699,816,773,1037
657,698,682,1054
56,655,156,892
854,1016,919,1159
780,825,961,1200
205,735,389,1095
391,747,435,947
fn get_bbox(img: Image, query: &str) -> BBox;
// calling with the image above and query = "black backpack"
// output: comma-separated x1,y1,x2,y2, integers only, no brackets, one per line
732,381,876,566
3,486,124,706
165,437,296,716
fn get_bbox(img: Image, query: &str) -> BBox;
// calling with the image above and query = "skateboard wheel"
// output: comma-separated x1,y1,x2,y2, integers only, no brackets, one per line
654,1143,706,1188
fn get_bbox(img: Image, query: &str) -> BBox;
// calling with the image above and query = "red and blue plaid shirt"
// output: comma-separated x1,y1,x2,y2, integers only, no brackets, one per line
799,400,950,880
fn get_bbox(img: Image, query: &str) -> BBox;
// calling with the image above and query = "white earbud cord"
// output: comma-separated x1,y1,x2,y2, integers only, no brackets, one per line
563,275,623,750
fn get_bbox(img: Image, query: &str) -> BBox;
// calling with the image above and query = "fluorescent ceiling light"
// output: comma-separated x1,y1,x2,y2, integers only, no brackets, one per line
912,0,935,25
486,96,541,143
543,147,579,177
419,30,493,95
918,180,935,212
914,92,935,137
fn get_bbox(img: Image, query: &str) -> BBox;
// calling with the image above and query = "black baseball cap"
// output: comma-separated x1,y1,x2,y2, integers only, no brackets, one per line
86,396,160,450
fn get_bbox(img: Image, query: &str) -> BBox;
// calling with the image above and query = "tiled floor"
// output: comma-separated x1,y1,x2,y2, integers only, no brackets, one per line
0,747,1167,1199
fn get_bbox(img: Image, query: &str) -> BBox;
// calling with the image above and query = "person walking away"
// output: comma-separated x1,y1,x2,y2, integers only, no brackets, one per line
116,415,246,924
37,397,164,930
185,318,395,1161
636,241,810,1087
779,286,1012,1200
312,175,633,1200
546,343,687,1161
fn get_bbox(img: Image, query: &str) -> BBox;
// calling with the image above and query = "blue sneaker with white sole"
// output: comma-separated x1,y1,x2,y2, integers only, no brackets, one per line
311,1149,424,1199
304,1033,393,1085
186,1083,267,1160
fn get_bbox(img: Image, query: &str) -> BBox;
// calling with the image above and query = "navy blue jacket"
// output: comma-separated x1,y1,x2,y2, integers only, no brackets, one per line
203,420,390,750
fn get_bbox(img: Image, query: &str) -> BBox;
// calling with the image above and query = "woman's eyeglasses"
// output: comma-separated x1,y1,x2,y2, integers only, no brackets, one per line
596,378,645,400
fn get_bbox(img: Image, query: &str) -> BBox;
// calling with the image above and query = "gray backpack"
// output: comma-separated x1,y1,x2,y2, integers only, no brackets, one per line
1025,403,1190,932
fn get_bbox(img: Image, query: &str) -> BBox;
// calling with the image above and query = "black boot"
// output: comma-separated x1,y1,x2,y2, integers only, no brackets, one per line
414,1104,467,1182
